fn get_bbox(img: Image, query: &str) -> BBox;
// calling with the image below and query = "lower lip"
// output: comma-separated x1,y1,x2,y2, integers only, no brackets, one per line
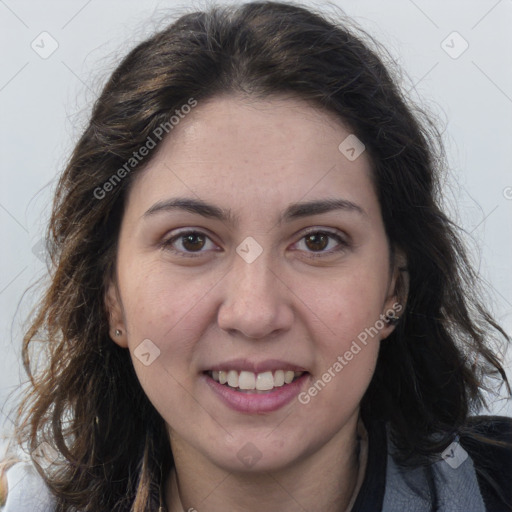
202,373,310,413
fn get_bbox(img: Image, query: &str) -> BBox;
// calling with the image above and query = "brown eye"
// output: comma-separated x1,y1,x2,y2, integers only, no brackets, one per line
181,232,206,251
304,233,329,251
293,229,349,257
162,230,218,257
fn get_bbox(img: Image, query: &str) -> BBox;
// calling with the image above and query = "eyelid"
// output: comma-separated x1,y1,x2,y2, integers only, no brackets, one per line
290,227,350,257
299,226,347,238
160,228,221,257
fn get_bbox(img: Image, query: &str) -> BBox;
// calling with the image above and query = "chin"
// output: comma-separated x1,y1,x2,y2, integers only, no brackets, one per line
199,430,312,474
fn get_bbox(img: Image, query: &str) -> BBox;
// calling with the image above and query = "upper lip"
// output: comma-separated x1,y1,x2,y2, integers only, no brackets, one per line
203,358,308,374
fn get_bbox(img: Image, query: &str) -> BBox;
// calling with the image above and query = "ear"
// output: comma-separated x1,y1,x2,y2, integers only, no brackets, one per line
380,249,409,340
105,279,128,348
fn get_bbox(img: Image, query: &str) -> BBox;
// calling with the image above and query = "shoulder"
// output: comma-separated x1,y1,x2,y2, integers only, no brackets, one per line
379,415,512,512
1,461,55,512
459,415,512,512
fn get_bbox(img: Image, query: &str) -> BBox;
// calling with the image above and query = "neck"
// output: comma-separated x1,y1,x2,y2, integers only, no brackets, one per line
164,415,367,512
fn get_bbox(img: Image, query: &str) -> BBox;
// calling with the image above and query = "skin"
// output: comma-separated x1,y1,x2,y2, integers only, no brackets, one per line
106,95,405,511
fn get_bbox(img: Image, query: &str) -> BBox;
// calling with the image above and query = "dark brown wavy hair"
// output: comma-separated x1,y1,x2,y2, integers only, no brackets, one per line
12,1,509,510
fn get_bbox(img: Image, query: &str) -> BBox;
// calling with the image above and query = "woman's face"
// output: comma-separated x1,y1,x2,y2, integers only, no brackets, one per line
108,95,402,472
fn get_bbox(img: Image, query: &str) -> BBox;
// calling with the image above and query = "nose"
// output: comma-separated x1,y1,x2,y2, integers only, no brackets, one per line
217,254,294,340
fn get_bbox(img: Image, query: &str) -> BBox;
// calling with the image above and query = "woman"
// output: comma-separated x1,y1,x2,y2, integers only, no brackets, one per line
2,1,511,511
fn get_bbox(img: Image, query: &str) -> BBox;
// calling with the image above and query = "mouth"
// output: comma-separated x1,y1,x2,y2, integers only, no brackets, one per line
202,368,310,413
205,369,306,394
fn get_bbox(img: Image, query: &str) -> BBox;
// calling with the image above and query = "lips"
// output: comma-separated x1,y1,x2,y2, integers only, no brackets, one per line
202,371,310,413
200,358,310,412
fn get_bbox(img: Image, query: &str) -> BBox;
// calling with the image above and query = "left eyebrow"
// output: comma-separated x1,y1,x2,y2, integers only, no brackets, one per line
279,198,367,224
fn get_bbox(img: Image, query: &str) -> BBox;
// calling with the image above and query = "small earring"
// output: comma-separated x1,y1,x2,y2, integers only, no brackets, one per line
115,329,122,336
385,315,400,325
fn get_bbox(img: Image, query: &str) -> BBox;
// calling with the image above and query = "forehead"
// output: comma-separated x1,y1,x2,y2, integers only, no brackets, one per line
125,95,379,220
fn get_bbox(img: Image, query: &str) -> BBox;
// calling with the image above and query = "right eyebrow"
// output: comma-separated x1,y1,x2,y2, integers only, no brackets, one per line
143,197,239,225
279,198,367,223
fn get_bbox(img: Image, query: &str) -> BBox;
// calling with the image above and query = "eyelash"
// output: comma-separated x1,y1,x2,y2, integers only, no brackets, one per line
160,228,350,259
161,230,218,259
296,229,350,258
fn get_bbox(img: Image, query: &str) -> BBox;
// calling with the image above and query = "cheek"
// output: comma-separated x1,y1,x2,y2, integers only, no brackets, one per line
295,277,382,419
116,263,219,405
117,265,219,423
296,268,389,346
120,261,218,345
290,264,386,403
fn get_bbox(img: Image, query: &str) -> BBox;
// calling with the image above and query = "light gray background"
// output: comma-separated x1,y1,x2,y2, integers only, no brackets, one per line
1,0,511,441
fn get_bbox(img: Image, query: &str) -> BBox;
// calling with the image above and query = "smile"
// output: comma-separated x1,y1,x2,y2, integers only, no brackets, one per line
203,370,310,413
207,369,305,393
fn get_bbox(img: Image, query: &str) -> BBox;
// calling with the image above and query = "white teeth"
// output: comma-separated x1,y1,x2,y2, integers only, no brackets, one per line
209,369,305,390
238,371,256,390
284,371,295,384
256,371,274,391
274,370,285,387
227,370,239,388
